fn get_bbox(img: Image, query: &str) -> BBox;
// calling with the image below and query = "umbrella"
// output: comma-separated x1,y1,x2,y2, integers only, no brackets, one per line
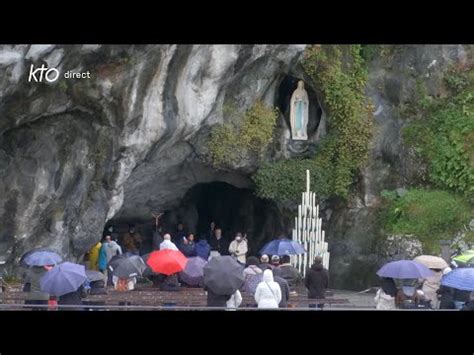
441,267,474,291
85,270,106,282
452,250,474,266
259,238,306,256
376,260,434,279
413,255,449,270
110,255,147,278
21,249,62,267
179,256,207,286
40,262,87,297
146,249,188,276
203,256,245,295
107,254,126,272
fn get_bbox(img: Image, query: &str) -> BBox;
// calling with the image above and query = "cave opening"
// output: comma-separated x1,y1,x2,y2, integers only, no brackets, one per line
108,181,286,257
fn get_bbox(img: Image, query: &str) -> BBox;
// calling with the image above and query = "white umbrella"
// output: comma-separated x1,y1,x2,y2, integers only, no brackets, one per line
413,255,449,270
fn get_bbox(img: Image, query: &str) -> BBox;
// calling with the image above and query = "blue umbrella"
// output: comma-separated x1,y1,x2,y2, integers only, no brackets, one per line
441,267,474,291
21,249,62,267
40,262,87,297
180,256,207,286
376,260,434,279
259,238,306,256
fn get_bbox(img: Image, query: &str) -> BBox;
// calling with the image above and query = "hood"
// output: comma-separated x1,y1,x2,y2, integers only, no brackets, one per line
197,240,209,246
311,263,324,271
262,269,274,282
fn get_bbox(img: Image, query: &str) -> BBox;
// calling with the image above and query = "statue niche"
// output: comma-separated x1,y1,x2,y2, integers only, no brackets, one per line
290,80,309,140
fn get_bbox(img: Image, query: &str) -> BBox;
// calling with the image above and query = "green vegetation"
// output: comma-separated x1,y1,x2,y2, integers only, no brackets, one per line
253,45,373,202
207,101,278,167
380,188,473,253
403,66,474,197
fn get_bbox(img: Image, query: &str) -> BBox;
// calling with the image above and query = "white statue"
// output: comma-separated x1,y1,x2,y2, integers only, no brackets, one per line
290,80,309,140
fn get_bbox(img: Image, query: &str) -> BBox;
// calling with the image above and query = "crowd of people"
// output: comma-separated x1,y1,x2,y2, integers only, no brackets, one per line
77,220,330,309
374,267,474,310
20,218,472,310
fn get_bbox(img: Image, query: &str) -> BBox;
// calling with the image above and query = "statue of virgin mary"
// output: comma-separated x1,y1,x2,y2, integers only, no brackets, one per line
290,80,309,140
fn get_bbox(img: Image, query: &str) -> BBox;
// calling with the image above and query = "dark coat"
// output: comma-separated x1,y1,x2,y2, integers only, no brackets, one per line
179,241,197,257
437,285,455,309
274,264,302,292
58,286,84,306
89,280,107,295
153,273,180,292
152,231,163,250
274,276,290,308
258,263,273,271
209,237,228,255
195,240,211,260
205,288,231,307
304,263,329,299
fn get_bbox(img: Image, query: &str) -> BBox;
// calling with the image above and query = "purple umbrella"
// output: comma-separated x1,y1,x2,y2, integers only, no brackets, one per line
40,262,87,297
377,260,434,279
21,249,62,267
180,256,207,286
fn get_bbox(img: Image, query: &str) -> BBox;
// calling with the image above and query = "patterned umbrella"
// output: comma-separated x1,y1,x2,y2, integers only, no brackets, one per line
441,267,474,291
146,249,188,276
40,262,86,297
376,260,434,279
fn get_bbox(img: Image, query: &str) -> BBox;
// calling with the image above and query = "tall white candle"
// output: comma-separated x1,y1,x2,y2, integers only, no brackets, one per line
306,169,310,193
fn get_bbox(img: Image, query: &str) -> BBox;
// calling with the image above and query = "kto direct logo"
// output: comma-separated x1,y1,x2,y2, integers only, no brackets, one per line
28,64,60,82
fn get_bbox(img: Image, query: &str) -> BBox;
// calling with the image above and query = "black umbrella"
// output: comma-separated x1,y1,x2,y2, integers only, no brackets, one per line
203,256,245,295
86,270,106,282
110,255,147,278
107,254,126,272
140,253,158,277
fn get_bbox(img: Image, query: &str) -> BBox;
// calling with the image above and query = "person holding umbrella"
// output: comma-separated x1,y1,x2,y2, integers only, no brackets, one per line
40,262,88,310
414,255,449,309
203,256,245,308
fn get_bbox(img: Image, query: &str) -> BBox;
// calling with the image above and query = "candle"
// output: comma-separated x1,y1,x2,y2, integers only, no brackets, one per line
306,169,310,193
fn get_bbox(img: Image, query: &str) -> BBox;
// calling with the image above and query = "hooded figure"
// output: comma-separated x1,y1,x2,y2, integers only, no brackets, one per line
87,242,102,271
98,236,122,271
195,239,211,260
254,269,282,309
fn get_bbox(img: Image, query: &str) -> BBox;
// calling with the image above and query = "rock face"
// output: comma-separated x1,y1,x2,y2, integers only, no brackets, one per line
0,44,305,268
326,45,474,290
0,44,471,290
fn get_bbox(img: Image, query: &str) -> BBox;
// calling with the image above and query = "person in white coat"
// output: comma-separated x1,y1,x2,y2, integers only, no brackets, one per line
254,269,282,309
421,269,443,309
160,234,179,251
228,233,248,264
226,289,242,310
